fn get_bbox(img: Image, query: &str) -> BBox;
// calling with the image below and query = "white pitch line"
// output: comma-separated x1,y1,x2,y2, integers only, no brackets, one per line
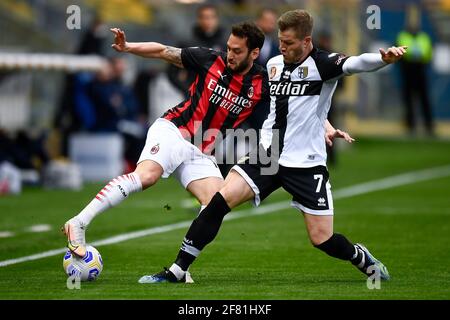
26,224,52,233
333,164,450,199
1,164,450,268
0,231,15,238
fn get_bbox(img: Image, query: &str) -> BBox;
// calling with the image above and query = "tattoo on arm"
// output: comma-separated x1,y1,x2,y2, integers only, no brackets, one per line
163,46,183,68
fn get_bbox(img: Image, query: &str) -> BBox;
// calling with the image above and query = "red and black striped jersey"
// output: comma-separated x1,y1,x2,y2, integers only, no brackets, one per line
162,47,269,154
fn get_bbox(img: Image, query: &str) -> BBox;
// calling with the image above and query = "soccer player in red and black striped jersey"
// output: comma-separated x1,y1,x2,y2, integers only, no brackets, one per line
62,22,272,258
161,39,268,155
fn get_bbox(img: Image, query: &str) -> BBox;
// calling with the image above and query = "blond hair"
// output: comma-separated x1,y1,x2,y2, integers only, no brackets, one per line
278,10,313,39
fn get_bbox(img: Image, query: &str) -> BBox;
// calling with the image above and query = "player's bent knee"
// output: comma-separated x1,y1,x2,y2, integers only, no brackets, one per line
203,179,224,203
218,189,233,207
218,170,254,208
219,186,253,209
197,188,221,206
135,169,161,189
134,161,163,189
187,177,223,206
309,229,333,247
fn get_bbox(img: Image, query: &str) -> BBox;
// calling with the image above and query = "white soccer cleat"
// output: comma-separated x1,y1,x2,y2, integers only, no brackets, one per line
62,217,87,258
355,243,390,281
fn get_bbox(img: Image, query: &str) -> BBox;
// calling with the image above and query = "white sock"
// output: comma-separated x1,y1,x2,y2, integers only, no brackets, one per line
169,263,186,280
76,172,142,226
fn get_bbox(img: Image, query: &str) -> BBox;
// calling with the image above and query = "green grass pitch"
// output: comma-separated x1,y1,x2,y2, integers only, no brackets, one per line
0,137,449,299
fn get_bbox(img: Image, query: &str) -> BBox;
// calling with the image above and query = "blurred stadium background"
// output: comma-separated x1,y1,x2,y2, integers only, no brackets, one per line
0,0,449,300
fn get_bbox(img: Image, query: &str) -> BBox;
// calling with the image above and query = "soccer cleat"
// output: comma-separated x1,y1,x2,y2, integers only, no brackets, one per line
138,267,194,284
62,217,87,258
355,243,390,281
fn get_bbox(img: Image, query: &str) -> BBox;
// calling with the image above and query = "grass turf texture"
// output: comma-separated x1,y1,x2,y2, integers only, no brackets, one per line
0,137,449,299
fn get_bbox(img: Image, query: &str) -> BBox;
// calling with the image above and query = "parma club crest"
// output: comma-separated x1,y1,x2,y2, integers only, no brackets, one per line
298,66,308,79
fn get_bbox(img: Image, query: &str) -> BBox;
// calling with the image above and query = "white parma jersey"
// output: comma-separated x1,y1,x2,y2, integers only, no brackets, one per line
260,47,350,168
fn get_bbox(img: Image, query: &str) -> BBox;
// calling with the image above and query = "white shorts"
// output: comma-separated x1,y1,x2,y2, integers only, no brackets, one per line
137,118,223,188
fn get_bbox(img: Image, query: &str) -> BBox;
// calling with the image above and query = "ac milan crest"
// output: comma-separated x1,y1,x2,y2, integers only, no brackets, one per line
247,86,254,98
150,143,160,154
269,66,277,79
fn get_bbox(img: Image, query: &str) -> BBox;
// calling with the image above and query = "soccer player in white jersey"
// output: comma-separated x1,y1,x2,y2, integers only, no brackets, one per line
141,10,407,283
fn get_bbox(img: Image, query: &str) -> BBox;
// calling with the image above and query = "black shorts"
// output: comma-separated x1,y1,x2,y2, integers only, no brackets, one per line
232,146,334,215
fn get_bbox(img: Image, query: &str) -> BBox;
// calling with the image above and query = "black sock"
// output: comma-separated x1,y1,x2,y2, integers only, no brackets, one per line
175,192,231,271
315,233,356,261
175,250,196,271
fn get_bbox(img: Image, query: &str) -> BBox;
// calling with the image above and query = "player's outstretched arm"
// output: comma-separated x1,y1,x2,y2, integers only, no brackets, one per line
343,46,407,75
110,28,183,68
325,120,355,147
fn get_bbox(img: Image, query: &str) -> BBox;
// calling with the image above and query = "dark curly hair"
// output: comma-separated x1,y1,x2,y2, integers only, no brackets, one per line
231,21,265,52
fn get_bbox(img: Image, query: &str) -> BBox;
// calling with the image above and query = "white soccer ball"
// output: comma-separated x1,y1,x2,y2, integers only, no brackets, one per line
63,245,103,281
